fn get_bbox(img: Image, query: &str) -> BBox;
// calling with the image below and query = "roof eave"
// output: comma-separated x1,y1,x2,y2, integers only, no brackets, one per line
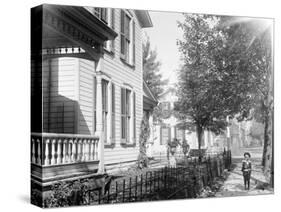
134,10,153,28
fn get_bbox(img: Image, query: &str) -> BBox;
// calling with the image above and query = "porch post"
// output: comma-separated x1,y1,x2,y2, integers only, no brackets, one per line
96,59,105,173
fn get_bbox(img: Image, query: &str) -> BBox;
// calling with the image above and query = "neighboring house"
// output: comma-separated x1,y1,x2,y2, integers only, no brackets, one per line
31,4,153,184
151,87,222,158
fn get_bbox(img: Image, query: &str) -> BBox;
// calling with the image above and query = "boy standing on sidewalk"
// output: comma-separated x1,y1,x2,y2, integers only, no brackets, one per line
241,152,252,190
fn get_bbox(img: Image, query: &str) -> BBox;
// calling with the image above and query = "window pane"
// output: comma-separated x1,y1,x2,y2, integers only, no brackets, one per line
102,80,108,112
121,88,126,115
125,15,130,39
112,84,115,113
120,10,125,33
101,8,108,23
126,89,131,115
126,117,130,141
121,116,126,139
121,35,125,55
94,8,101,18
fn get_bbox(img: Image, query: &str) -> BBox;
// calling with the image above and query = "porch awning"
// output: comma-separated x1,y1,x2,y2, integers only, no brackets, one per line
31,4,118,61
143,81,158,111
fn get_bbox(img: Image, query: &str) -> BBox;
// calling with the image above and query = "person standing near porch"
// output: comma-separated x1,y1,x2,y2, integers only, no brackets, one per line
241,152,252,190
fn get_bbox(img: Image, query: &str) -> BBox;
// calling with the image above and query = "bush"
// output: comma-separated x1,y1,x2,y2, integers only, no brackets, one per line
43,180,89,208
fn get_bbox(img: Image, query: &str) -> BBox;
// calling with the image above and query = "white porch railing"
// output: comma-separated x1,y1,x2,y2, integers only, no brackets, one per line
31,133,99,166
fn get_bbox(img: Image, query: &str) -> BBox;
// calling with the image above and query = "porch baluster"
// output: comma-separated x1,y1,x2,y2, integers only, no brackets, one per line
82,139,87,161
44,139,50,165
57,139,62,164
37,139,41,165
86,139,89,161
90,139,94,160
51,139,56,165
72,139,76,162
77,139,82,161
68,139,73,163
62,139,67,163
95,139,98,160
31,138,36,164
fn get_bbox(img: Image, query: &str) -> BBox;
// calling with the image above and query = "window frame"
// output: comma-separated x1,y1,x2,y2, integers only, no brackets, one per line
120,86,136,144
120,9,136,66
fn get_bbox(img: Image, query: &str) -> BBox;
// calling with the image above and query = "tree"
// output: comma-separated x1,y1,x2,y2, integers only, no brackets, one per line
219,17,273,181
175,14,229,158
137,115,150,169
143,37,167,98
175,14,261,159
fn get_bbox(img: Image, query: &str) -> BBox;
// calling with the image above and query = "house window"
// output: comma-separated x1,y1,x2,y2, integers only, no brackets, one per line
160,126,171,145
120,10,135,65
121,87,136,142
104,8,115,52
102,79,109,143
93,7,108,24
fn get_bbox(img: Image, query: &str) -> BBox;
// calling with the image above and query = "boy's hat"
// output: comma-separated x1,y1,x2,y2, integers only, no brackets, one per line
244,152,251,158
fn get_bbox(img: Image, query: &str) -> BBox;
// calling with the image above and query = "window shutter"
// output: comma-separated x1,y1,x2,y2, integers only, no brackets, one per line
133,92,136,141
121,87,126,139
110,8,115,52
111,83,115,141
120,10,125,59
132,20,135,65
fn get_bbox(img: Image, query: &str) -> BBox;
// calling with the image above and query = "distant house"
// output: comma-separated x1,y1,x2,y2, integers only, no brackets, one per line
150,87,221,158
31,4,154,184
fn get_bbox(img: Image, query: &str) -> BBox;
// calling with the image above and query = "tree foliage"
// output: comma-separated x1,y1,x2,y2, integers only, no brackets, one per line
143,37,168,98
175,14,273,159
176,15,231,151
219,17,273,169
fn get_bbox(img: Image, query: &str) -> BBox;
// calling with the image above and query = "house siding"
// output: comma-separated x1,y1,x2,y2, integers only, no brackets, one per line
42,9,144,168
102,9,143,166
42,58,77,133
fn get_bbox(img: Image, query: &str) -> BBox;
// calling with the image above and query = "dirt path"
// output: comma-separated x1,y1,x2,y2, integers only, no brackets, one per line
215,157,273,197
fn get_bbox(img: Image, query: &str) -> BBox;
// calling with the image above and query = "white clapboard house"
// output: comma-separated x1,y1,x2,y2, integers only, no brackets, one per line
150,87,221,158
31,4,156,185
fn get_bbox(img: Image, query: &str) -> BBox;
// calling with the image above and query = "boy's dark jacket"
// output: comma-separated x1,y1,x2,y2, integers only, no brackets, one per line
241,160,252,173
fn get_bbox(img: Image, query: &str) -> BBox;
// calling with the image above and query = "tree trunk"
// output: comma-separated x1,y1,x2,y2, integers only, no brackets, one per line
196,125,203,162
262,114,268,166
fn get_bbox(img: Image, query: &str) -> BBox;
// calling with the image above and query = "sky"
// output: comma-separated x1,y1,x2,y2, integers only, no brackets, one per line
144,11,185,86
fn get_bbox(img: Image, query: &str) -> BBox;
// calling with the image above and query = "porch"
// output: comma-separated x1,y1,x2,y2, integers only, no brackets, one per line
31,132,101,185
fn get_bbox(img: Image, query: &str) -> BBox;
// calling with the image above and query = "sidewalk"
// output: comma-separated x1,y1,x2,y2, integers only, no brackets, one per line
215,158,273,197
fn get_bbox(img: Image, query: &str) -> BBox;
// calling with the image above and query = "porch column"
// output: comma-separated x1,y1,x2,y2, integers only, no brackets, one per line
96,59,105,173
